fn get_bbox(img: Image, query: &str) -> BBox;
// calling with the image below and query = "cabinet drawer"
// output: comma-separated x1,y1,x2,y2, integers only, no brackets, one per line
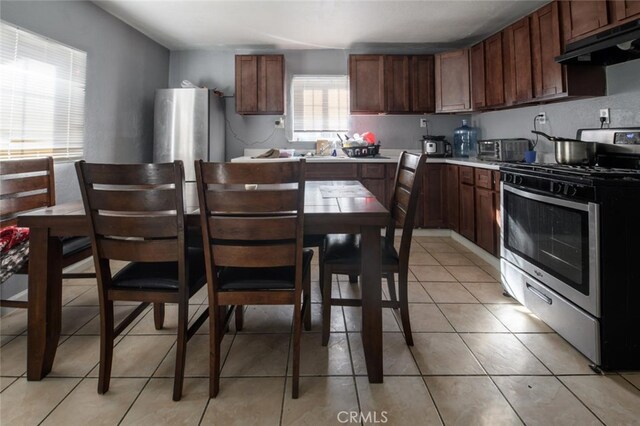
475,168,493,189
360,164,386,179
305,163,359,180
459,166,475,185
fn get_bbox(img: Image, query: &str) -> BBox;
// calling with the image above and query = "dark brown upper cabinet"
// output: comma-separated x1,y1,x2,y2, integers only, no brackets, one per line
411,55,435,113
435,49,471,113
505,17,534,104
235,55,284,115
560,0,609,43
612,0,640,21
385,55,411,113
470,42,486,110
484,33,505,108
349,55,385,113
531,2,565,98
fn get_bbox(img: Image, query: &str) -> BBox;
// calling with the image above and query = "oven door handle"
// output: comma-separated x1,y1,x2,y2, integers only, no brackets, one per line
526,283,553,305
503,184,590,212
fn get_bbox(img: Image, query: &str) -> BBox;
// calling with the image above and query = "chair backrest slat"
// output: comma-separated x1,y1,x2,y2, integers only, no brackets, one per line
94,215,178,239
98,238,178,262
0,157,55,227
209,216,297,240
195,160,306,289
81,163,177,185
206,189,298,214
87,188,177,212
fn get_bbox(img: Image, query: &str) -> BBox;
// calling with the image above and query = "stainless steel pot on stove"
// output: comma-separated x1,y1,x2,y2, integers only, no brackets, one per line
531,130,597,165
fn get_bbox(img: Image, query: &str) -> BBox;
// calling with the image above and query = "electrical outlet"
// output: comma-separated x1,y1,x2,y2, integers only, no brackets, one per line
420,118,427,128
536,112,547,125
275,117,285,128
599,108,610,124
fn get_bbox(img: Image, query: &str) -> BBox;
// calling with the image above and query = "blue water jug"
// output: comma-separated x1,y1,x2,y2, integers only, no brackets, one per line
453,119,478,158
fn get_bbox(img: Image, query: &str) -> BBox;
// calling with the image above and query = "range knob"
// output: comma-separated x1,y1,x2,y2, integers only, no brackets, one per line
551,182,564,194
504,174,514,183
514,175,523,185
565,185,578,197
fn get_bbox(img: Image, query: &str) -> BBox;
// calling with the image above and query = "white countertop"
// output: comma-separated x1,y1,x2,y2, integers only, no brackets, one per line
233,149,501,170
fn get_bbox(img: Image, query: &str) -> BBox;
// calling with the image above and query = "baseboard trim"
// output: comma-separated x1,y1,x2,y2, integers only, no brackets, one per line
411,228,500,270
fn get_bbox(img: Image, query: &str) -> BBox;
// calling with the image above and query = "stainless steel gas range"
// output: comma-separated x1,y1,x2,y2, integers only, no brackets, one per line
500,128,640,371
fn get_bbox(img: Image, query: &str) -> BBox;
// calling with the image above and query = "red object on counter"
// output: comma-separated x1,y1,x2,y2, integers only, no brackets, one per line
362,132,376,144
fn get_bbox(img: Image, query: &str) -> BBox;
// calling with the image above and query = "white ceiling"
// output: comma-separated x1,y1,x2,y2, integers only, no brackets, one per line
94,0,548,51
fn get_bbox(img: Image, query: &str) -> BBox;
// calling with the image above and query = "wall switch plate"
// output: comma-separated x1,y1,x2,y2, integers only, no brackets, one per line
599,108,610,124
536,112,547,125
420,118,427,128
275,117,285,128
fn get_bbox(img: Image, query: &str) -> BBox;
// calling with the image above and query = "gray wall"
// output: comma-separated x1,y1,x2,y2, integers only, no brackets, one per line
0,1,169,301
169,49,470,159
2,0,170,203
471,60,640,163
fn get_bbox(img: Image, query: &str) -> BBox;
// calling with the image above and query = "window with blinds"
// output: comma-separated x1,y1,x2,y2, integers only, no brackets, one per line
0,21,86,160
291,75,349,142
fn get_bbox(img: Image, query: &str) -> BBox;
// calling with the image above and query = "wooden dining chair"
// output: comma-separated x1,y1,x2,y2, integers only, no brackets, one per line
320,151,427,346
0,157,94,308
75,160,208,401
194,159,312,399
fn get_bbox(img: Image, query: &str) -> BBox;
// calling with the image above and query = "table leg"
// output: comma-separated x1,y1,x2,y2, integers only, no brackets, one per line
360,225,383,383
27,229,63,380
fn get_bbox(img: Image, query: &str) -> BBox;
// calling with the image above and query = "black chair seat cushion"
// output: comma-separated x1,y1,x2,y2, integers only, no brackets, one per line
323,234,399,266
112,247,206,291
218,249,313,291
61,236,91,257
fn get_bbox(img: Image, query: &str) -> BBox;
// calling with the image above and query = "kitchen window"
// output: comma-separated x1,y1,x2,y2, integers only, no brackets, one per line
0,21,86,161
290,75,349,142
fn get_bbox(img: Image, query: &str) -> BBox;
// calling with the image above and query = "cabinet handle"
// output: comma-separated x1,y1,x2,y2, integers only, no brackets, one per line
526,283,552,305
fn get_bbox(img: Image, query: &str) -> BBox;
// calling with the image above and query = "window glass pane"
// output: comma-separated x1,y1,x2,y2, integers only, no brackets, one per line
0,21,86,160
291,75,349,142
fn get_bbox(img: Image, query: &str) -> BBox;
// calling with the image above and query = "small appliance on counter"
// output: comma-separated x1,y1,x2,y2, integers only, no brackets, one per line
477,138,530,162
421,135,452,158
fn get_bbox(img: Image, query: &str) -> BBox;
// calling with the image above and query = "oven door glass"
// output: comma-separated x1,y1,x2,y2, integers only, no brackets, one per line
503,186,590,295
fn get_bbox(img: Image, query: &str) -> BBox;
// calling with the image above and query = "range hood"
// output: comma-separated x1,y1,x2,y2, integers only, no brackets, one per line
556,19,640,65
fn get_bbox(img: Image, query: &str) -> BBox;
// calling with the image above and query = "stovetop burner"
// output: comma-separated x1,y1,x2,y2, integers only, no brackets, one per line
507,163,640,179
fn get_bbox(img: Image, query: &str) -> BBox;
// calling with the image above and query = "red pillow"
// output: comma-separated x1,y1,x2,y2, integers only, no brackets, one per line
0,226,30,254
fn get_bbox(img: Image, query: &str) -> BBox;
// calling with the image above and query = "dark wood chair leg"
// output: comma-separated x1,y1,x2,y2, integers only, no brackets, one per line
348,274,358,284
321,265,333,346
235,305,244,331
98,300,115,394
386,272,398,304
398,270,413,346
153,303,165,330
210,304,221,398
172,301,189,401
292,294,302,399
303,270,312,331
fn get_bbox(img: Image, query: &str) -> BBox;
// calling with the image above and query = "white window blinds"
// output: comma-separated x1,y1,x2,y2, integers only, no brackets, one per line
0,21,86,160
291,75,349,141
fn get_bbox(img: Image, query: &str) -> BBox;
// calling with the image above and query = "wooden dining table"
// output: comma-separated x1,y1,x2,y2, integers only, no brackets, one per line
18,180,389,383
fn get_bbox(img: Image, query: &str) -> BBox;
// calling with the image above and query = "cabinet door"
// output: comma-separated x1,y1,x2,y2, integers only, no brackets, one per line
508,18,534,103
447,165,460,232
422,164,447,228
475,187,496,254
494,190,501,257
613,0,640,21
459,184,475,241
561,0,609,42
349,55,385,113
361,178,386,205
411,55,435,113
235,55,258,113
470,42,486,110
258,55,284,114
484,33,505,107
385,56,411,113
531,2,565,98
435,49,471,112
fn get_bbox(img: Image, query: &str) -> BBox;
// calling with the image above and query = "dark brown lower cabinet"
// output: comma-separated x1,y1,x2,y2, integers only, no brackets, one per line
422,164,448,228
475,187,496,254
459,183,475,241
494,191,501,256
361,178,386,206
446,165,460,232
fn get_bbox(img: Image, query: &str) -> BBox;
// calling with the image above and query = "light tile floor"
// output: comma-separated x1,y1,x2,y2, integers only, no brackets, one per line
1,236,639,425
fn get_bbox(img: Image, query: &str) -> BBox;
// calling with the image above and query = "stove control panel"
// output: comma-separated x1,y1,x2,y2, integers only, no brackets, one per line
614,131,640,145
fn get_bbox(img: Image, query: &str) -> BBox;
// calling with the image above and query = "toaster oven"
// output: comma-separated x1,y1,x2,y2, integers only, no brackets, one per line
477,139,530,162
